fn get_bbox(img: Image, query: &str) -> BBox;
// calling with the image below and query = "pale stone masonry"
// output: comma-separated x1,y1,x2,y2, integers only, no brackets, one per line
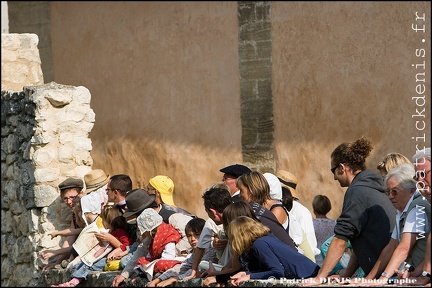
1,33,94,286
1,33,43,92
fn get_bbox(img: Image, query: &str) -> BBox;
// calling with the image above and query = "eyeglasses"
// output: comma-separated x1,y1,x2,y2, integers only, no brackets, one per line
331,164,340,175
63,194,78,202
385,185,402,197
414,169,431,181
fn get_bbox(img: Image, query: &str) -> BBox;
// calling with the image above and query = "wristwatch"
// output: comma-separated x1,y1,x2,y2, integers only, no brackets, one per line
421,271,431,279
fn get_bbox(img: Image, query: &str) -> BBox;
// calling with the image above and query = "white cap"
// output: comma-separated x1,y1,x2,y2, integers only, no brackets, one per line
137,208,163,234
264,172,282,201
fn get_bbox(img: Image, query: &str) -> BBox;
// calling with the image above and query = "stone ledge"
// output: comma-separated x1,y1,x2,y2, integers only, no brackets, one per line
43,269,411,287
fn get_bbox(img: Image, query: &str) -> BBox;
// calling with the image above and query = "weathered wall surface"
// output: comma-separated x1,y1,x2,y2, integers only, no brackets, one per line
5,0,431,233
272,2,431,218
1,33,43,91
48,2,244,220
42,2,430,219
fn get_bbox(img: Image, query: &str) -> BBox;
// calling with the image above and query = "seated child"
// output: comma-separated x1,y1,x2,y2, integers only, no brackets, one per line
132,208,184,282
50,197,132,287
147,217,218,287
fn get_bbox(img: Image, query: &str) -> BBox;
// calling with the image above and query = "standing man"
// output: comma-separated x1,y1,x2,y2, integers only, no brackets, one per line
219,164,252,202
302,137,396,286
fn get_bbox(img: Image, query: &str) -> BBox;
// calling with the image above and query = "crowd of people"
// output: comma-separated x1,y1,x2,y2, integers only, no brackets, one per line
39,137,431,287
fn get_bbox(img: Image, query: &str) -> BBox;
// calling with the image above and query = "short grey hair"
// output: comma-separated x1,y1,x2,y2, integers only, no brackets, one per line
385,163,417,191
412,147,431,163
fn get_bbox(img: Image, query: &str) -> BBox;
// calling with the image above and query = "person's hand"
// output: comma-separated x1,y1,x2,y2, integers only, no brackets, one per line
212,233,228,251
112,274,125,287
203,276,217,286
156,278,177,287
42,263,56,271
199,261,218,278
183,269,197,280
48,231,59,239
95,232,113,242
146,278,161,287
39,250,56,260
230,271,250,286
107,247,124,260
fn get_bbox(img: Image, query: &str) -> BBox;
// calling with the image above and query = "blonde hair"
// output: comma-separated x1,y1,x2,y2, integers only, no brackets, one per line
101,204,123,229
236,171,271,205
377,153,412,175
226,216,270,256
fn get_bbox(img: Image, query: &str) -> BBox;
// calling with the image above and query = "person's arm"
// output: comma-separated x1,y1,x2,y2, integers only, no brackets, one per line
112,237,150,287
339,250,360,278
95,232,122,248
39,246,73,260
377,232,418,282
301,236,347,286
161,242,177,259
107,247,127,260
422,233,431,273
269,205,288,226
183,247,204,279
49,227,83,239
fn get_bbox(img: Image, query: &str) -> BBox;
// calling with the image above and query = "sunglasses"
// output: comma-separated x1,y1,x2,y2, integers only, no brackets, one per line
331,163,340,175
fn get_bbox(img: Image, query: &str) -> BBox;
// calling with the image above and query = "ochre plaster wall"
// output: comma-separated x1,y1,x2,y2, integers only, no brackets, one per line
49,2,242,219
47,2,430,220
272,2,431,219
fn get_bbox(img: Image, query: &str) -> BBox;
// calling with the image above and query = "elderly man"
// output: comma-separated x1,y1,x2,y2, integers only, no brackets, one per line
364,163,430,284
403,148,431,286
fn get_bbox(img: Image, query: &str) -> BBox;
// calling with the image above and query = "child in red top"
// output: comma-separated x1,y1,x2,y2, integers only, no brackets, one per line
50,203,132,287
133,208,183,282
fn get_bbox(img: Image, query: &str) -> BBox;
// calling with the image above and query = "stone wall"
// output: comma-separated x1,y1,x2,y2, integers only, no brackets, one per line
1,33,43,92
1,33,95,286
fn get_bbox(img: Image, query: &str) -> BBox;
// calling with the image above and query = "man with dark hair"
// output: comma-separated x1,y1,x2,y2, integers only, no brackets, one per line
107,174,132,213
188,183,233,279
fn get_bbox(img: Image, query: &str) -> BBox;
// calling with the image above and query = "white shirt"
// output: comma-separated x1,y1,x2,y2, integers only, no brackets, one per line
197,218,231,266
291,200,320,255
391,190,429,241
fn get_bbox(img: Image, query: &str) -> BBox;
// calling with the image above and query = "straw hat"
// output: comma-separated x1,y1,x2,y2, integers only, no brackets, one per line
275,170,299,200
84,169,109,194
